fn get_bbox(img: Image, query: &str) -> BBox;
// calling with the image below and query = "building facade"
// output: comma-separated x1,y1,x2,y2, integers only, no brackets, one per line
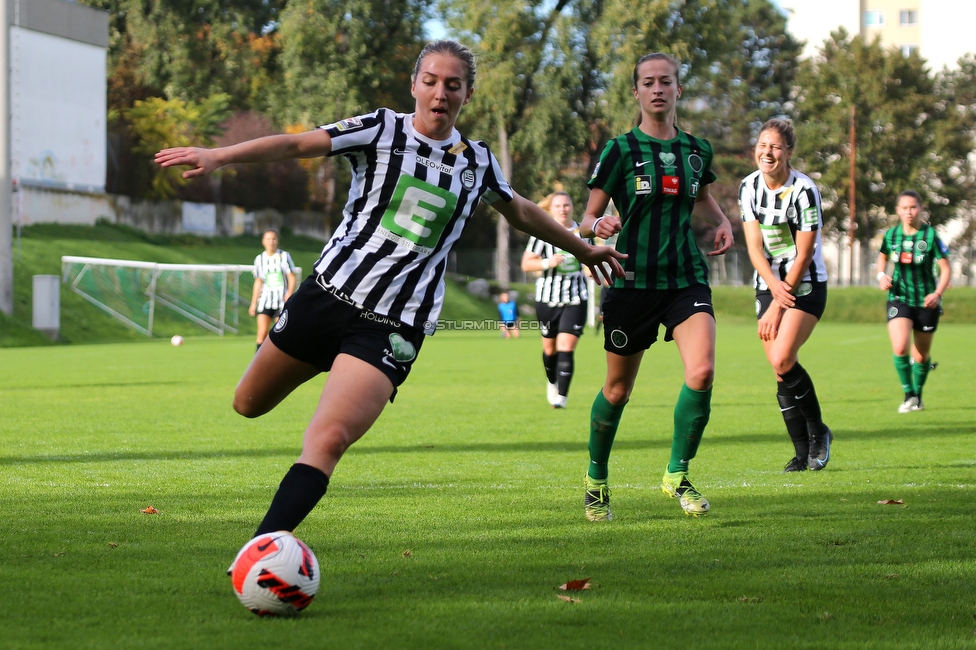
780,0,975,71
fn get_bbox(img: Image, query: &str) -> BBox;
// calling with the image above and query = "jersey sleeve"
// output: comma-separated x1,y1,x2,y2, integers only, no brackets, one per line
281,251,298,273
738,178,758,223
934,232,950,259
794,183,823,232
525,236,543,255
879,230,892,256
478,150,515,205
319,109,384,156
698,138,718,186
252,254,263,279
587,138,622,193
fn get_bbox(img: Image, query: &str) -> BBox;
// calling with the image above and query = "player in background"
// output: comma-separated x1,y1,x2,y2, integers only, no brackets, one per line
496,291,520,338
579,52,733,520
739,118,832,472
877,190,951,412
521,191,591,408
155,40,625,554
250,228,298,352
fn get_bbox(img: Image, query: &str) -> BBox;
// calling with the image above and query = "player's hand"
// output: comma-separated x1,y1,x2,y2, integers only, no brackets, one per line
592,215,622,239
878,274,892,291
154,147,221,179
771,279,796,310
707,219,734,256
248,304,256,317
549,253,565,268
758,306,783,342
923,292,941,309
580,246,627,286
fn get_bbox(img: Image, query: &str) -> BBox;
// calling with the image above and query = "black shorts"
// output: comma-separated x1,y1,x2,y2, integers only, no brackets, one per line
501,320,518,329
602,285,714,355
256,306,281,318
268,275,426,397
756,281,827,320
536,302,587,339
887,300,942,333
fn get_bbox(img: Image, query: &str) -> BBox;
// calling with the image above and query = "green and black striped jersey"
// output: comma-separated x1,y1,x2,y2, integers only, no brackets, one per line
879,223,949,307
588,128,717,289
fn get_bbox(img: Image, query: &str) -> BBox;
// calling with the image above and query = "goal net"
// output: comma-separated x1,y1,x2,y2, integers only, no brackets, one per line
61,256,300,337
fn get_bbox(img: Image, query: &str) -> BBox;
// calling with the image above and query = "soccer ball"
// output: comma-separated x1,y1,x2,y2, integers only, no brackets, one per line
229,532,320,616
170,335,184,346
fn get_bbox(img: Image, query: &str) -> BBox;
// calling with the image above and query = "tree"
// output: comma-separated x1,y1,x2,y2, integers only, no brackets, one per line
792,31,941,247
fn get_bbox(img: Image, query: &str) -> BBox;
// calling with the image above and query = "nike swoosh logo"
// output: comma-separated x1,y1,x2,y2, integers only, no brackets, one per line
635,160,653,167
256,540,274,552
381,357,397,369
393,148,409,156
796,390,810,400
922,326,934,331
694,302,711,307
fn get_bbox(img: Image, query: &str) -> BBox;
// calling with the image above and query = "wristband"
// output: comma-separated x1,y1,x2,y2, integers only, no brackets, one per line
592,217,605,234
877,272,886,281
541,258,550,270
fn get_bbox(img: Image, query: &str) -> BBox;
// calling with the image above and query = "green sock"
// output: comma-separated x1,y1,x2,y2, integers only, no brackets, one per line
587,389,626,481
912,357,931,399
668,384,712,474
893,354,914,395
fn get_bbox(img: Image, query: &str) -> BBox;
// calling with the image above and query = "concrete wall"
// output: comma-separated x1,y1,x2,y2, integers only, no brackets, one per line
14,185,332,242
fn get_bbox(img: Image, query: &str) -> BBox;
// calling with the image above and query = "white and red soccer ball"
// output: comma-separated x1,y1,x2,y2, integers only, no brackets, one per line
230,532,320,616
170,335,184,346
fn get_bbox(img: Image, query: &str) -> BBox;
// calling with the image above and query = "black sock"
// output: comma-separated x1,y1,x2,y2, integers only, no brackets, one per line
556,351,574,397
254,463,330,536
777,382,809,459
780,362,825,440
256,342,261,353
543,352,558,385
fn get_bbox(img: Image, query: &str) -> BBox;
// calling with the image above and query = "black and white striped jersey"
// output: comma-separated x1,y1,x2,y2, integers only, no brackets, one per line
525,223,591,306
314,109,513,334
738,169,828,290
253,249,297,312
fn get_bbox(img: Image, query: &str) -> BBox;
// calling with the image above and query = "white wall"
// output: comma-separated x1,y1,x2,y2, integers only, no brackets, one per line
920,0,976,71
10,26,106,192
780,0,860,59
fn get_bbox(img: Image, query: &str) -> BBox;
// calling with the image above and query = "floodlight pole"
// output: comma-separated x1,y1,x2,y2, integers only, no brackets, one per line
0,0,12,316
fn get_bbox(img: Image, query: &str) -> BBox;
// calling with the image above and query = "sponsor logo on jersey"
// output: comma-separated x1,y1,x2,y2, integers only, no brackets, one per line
461,168,476,190
688,153,703,173
689,179,699,198
590,162,601,179
786,206,797,221
777,185,795,201
801,206,818,226
659,152,676,168
635,160,653,168
333,117,363,132
662,175,679,195
899,251,914,264
916,240,928,252
610,329,629,349
448,142,468,155
635,175,653,195
379,176,458,254
417,156,454,175
903,240,914,249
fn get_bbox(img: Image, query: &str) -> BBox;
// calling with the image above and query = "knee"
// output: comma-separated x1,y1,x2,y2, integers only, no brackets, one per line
233,390,265,419
685,362,715,391
603,381,633,406
769,353,797,377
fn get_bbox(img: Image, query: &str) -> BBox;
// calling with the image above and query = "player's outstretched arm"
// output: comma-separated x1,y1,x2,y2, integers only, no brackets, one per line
492,193,626,285
154,130,333,179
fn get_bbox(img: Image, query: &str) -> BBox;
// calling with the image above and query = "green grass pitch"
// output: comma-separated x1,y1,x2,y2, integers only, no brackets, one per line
1,323,974,649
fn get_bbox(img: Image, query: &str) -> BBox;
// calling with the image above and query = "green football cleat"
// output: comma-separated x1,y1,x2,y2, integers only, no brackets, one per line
584,475,612,521
662,470,710,517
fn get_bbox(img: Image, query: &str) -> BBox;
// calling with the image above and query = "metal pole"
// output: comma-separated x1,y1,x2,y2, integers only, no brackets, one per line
848,104,857,286
0,0,13,315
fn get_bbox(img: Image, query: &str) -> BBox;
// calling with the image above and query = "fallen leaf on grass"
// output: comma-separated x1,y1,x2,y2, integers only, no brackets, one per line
140,506,159,514
108,542,118,548
559,578,591,591
402,549,412,558
877,499,904,505
556,594,581,603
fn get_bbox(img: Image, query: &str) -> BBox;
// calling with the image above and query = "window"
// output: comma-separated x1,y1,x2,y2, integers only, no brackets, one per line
901,44,919,57
900,10,918,26
864,10,885,26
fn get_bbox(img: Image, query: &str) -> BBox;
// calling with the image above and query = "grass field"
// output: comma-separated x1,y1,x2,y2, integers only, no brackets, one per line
1,322,974,649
